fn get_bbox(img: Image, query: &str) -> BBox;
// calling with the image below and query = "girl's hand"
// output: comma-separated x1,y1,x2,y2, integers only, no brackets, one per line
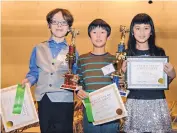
164,63,176,80
121,60,128,73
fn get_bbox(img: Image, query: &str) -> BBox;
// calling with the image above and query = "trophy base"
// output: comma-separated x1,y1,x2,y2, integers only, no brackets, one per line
60,84,77,91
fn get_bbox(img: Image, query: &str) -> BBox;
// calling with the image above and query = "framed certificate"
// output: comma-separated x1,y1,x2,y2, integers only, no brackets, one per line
1,84,39,132
88,83,127,125
127,56,169,90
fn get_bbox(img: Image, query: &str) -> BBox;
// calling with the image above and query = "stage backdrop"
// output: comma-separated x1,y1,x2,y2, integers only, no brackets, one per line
1,1,177,101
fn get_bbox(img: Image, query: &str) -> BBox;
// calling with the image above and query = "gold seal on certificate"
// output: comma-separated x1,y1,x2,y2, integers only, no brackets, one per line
158,78,164,84
6,121,13,128
116,108,123,115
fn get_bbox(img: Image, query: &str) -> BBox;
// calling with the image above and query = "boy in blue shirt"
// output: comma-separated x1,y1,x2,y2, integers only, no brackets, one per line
22,8,78,133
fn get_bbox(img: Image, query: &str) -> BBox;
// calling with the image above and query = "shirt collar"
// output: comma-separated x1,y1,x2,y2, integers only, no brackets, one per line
48,37,68,48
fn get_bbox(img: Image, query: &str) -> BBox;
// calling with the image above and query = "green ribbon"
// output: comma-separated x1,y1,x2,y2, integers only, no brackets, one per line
84,97,94,122
12,84,25,114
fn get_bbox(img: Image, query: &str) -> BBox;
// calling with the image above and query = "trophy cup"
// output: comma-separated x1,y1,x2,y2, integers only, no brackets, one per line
61,28,79,90
112,25,129,94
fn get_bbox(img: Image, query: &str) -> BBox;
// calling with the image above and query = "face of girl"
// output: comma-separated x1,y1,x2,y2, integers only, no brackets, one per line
133,23,151,45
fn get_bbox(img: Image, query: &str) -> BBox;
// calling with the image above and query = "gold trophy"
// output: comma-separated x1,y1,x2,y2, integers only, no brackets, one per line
112,25,129,92
61,28,79,90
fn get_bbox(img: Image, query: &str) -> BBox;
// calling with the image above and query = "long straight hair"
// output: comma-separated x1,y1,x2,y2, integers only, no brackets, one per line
127,13,164,56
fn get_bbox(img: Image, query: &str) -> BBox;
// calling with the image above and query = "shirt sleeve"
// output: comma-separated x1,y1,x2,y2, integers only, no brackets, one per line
25,47,39,86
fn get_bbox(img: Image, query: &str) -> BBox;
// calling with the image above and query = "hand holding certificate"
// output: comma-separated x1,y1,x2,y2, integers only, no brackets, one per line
1,84,39,132
127,56,168,90
84,83,127,125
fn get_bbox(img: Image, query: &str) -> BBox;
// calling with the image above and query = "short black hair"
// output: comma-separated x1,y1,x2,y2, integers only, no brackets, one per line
46,8,74,27
88,19,111,37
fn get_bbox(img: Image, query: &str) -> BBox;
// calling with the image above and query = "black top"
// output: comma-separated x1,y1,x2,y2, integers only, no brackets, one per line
127,49,166,100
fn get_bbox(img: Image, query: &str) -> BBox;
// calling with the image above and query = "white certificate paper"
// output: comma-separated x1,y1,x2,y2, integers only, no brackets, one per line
89,83,127,125
1,85,39,132
127,56,168,89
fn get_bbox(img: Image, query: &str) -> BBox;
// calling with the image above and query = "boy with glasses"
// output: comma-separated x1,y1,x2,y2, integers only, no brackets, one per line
21,8,78,133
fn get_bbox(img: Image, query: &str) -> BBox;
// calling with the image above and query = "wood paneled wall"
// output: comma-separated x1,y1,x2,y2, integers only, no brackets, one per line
1,1,177,101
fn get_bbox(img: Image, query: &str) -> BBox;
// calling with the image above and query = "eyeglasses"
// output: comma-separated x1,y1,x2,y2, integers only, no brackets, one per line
51,20,68,26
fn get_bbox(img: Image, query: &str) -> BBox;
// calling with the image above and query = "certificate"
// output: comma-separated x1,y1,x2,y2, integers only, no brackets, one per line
1,84,39,132
127,56,169,90
89,83,127,125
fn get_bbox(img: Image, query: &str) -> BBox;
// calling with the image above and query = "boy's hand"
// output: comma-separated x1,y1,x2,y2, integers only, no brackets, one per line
164,63,176,79
76,89,89,100
21,78,31,88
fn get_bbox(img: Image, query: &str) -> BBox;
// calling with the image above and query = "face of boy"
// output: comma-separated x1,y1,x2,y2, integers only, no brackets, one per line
133,24,151,44
90,27,108,48
49,12,70,39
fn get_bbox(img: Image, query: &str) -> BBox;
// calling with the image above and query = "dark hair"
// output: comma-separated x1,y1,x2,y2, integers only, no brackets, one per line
127,13,164,56
88,19,111,37
46,8,74,27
